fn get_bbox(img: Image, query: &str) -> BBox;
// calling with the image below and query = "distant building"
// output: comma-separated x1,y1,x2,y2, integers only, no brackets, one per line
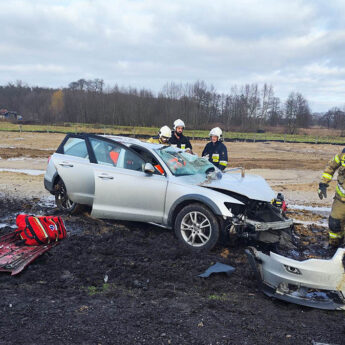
0,108,22,120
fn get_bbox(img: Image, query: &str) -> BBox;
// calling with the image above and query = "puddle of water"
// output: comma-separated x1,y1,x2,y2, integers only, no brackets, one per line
289,204,331,212
0,145,54,150
0,223,17,229
37,195,55,208
0,168,45,175
5,157,46,162
7,157,26,161
289,204,331,218
293,219,328,228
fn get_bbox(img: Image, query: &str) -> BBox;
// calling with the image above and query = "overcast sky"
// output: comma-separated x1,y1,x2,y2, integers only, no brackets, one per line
1,0,344,112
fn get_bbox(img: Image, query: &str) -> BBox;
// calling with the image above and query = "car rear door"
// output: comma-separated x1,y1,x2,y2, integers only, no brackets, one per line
89,137,168,223
53,135,95,205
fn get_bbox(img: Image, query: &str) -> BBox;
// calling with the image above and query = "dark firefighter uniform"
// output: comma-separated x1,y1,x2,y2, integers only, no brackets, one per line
202,141,228,171
319,148,345,246
169,132,192,150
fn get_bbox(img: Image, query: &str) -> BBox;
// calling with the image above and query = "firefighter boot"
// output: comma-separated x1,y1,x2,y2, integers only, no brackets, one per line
328,215,344,247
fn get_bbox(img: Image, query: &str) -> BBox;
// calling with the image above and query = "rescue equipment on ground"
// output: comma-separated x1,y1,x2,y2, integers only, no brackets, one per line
15,214,67,246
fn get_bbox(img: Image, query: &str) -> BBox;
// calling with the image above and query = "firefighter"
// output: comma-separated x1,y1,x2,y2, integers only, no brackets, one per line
169,119,192,151
318,148,345,247
147,126,172,144
202,127,228,171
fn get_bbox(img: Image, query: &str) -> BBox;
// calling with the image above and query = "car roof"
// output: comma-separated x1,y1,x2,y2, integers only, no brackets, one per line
100,135,165,150
101,135,142,145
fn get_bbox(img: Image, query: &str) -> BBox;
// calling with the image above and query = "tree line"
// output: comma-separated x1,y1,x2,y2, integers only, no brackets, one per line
0,79,342,133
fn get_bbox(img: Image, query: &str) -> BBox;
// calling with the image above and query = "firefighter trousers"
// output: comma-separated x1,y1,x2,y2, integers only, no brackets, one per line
329,197,345,246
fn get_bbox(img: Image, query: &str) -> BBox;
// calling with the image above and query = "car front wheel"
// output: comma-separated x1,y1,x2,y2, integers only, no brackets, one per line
54,179,83,215
174,203,220,252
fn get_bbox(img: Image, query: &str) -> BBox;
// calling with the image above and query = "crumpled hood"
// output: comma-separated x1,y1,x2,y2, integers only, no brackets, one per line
201,172,276,202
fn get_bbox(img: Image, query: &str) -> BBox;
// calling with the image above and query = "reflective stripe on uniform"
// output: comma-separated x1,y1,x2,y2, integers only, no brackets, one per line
336,184,345,198
322,173,333,180
219,161,227,166
212,154,219,162
329,232,344,239
334,154,340,164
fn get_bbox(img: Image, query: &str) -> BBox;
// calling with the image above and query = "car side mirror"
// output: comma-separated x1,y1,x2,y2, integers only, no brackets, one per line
144,162,155,174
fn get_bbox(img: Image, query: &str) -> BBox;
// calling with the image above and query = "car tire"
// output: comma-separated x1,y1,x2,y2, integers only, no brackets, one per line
174,203,220,252
54,179,84,215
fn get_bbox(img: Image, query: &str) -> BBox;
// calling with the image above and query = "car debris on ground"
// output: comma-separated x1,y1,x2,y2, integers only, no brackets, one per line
198,262,235,278
0,214,67,275
0,231,58,275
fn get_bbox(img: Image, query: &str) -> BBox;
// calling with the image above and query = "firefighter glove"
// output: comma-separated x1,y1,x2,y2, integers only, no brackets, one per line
318,183,328,199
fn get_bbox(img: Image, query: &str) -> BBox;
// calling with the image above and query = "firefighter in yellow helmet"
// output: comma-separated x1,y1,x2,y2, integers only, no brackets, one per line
147,126,172,144
318,148,345,247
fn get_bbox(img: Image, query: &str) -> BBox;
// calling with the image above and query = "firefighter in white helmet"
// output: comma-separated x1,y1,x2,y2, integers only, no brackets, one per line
147,125,172,144
169,119,192,151
202,127,228,171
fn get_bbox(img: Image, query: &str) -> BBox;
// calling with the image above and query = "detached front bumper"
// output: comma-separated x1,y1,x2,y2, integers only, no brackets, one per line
246,246,345,310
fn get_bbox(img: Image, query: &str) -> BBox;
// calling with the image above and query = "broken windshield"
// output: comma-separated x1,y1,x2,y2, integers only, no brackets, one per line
154,146,216,176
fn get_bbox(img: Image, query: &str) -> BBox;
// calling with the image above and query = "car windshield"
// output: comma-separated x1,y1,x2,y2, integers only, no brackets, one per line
154,146,216,176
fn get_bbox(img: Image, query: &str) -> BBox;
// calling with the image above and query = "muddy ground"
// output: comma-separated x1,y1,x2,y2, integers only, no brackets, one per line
0,132,345,345
1,197,344,345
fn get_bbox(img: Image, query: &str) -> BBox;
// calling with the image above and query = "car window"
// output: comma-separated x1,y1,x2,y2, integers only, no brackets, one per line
155,146,215,176
63,138,89,159
130,145,166,175
90,138,145,172
90,138,122,166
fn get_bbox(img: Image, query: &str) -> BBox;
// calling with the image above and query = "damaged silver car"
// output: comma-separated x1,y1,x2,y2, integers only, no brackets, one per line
246,246,345,310
44,133,292,252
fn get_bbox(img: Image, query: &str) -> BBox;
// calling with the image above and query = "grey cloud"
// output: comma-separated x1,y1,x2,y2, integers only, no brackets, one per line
0,0,344,111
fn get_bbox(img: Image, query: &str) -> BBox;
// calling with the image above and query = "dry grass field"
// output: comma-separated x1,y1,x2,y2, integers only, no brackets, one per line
0,131,338,206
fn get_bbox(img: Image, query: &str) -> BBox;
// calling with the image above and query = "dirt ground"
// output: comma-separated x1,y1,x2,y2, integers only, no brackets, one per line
0,132,345,345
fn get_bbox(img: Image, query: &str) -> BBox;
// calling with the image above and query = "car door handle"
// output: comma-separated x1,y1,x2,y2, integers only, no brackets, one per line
59,162,74,167
97,174,114,180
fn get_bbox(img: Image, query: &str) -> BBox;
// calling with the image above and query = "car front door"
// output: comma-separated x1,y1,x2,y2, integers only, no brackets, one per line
90,137,168,223
53,136,95,205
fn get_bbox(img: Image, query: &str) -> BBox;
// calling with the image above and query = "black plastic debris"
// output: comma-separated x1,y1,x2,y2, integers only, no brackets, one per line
198,262,235,278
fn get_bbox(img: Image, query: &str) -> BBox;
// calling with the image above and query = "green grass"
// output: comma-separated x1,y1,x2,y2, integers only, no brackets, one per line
1,121,345,144
86,283,111,296
208,293,230,301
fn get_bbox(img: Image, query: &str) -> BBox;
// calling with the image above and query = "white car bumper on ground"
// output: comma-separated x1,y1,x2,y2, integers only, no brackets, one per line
246,246,345,310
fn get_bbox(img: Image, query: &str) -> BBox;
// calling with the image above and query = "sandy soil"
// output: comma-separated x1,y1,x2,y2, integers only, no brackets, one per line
0,132,339,206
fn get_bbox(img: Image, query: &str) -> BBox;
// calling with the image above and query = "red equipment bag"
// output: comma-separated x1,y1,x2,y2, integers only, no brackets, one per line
15,214,67,246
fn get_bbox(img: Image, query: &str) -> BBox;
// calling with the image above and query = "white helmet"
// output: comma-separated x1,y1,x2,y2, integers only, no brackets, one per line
209,127,223,140
173,119,185,130
159,125,172,139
